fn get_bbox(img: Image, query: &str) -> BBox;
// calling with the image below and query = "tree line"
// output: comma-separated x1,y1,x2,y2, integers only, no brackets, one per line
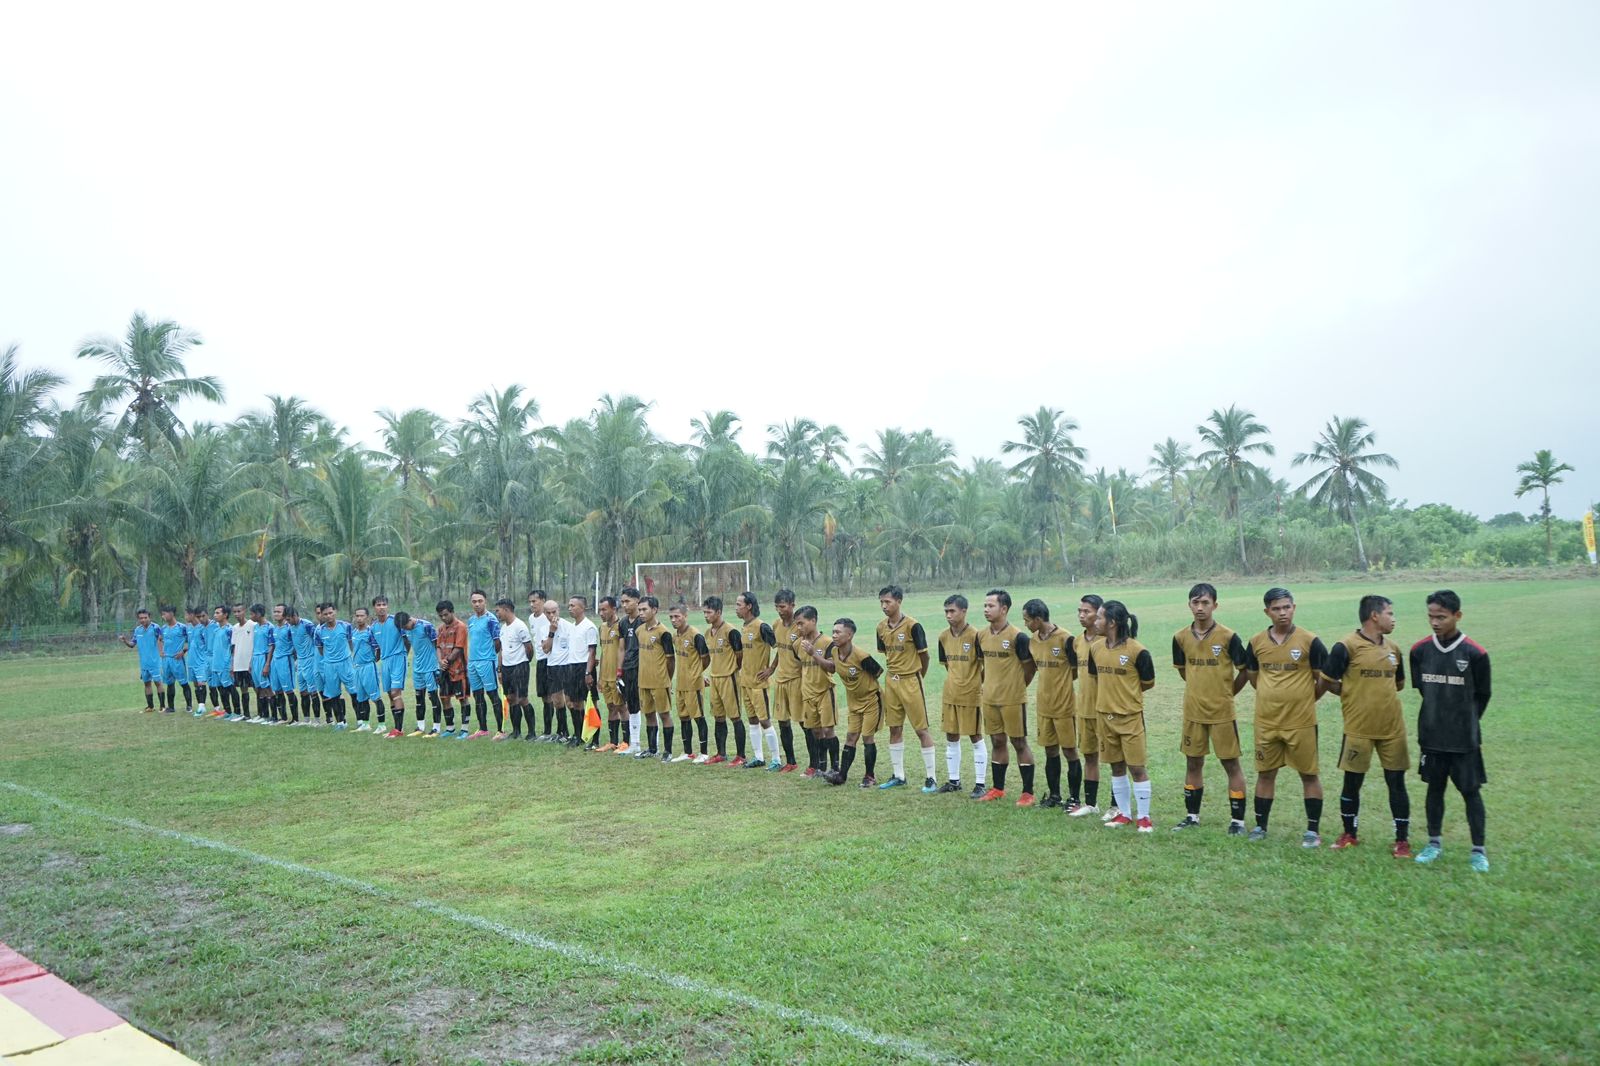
0,313,1585,629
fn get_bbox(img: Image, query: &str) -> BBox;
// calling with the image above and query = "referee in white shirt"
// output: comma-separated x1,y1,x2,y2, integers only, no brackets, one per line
493,599,534,740
528,590,552,739
541,600,574,742
566,596,601,748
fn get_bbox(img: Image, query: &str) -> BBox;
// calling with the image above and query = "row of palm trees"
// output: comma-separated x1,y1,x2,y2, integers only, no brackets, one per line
0,313,1580,627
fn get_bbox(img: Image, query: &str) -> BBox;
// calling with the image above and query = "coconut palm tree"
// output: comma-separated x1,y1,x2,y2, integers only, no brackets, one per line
0,345,66,616
137,428,267,605
1291,416,1396,570
1002,406,1086,576
286,448,405,608
1196,405,1275,571
237,396,339,603
1147,438,1193,522
554,395,669,590
375,407,447,599
1515,449,1576,562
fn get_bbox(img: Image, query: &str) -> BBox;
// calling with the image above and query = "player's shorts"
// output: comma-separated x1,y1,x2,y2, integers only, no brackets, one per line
599,676,621,708
801,690,837,730
1417,748,1486,790
1255,725,1318,774
707,675,739,719
161,659,186,685
440,673,466,699
1099,711,1148,766
1338,733,1411,773
771,679,800,723
269,656,294,692
298,657,320,693
411,666,439,693
1182,719,1242,760
621,669,640,714
1038,713,1076,750
353,662,381,702
467,659,498,693
884,674,929,730
139,661,160,683
675,684,704,720
847,694,882,738
382,657,407,693
640,686,671,715
740,686,769,721
982,702,1026,738
535,659,550,698
1076,715,1100,756
186,656,206,685
500,661,530,699
321,660,356,699
560,663,588,703
942,703,979,736
210,665,233,688
250,654,270,689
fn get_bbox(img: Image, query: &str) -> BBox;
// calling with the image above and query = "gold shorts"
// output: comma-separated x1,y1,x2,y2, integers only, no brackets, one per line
740,686,770,722
884,674,929,730
1336,733,1410,773
707,674,739,719
641,687,671,716
1181,719,1242,760
599,679,622,709
982,703,1026,738
1038,714,1077,750
942,703,979,737
772,679,800,723
675,683,704,720
1099,712,1147,766
847,694,882,738
1075,715,1100,756
802,690,837,730
1255,725,1319,774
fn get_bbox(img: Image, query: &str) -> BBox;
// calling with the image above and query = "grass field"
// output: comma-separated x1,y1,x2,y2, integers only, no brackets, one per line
3,578,1598,1065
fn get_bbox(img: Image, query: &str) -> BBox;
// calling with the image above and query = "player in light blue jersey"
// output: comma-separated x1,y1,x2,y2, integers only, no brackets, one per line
184,607,211,715
315,602,356,728
285,606,322,725
267,604,297,723
206,605,238,718
395,611,442,736
370,595,409,737
247,604,278,723
155,604,191,714
120,608,163,711
349,606,384,732
464,590,503,738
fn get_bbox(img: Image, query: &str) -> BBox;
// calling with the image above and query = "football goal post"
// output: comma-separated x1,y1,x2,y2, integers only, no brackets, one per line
633,559,751,610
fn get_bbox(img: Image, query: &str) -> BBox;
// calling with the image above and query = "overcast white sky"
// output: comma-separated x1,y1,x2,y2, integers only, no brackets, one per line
2,2,1595,518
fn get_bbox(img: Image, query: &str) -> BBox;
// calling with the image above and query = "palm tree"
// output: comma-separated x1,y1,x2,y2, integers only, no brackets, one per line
375,407,447,599
1291,416,1397,570
459,385,540,593
1002,406,1086,576
1196,405,1275,571
1147,438,1193,521
287,449,405,608
0,345,65,616
137,429,266,605
1515,449,1576,562
237,396,338,603
554,395,668,590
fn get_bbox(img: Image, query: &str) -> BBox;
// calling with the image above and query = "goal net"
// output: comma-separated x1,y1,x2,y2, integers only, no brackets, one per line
634,559,751,611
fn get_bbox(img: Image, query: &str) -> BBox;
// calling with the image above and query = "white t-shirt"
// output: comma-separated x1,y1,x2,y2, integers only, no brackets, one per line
231,619,256,670
530,612,551,662
546,618,573,665
565,617,599,669
500,617,533,667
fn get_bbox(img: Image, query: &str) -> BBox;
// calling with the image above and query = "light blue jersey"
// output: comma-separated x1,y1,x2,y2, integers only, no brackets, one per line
160,621,189,684
208,621,234,686
316,620,355,698
270,621,296,691
291,619,320,693
132,622,161,682
250,622,274,687
466,611,501,693
407,620,439,692
372,616,407,692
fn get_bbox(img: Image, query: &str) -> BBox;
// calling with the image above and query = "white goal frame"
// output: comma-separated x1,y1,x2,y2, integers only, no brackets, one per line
634,559,751,609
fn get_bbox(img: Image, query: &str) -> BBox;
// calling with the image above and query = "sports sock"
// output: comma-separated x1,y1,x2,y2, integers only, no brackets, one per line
714,720,728,757
696,717,709,753
733,719,746,757
864,743,877,778
1255,795,1273,830
840,744,856,778
608,720,620,744
945,744,961,782
1229,789,1247,822
1067,758,1083,803
1045,754,1061,796
972,741,988,785
393,707,405,732
1184,785,1202,818
682,721,695,755
1084,775,1099,808
1019,762,1035,796
353,698,367,721
181,683,193,710
1305,796,1323,833
1111,774,1130,817
145,691,155,709
745,721,761,760
779,721,795,765
1340,770,1364,835
890,741,906,779
1133,779,1152,819
164,683,175,709
492,700,504,732
543,706,554,734
828,736,839,771
1463,788,1486,847
803,728,817,769
647,723,659,752
287,693,299,721
993,762,1008,790
1384,769,1410,840
630,712,642,746
1425,778,1447,837
570,705,584,735
765,724,779,762
662,726,674,754
429,691,442,723
920,743,935,778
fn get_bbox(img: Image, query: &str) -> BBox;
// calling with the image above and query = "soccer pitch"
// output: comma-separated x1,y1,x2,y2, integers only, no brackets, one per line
2,578,1597,1064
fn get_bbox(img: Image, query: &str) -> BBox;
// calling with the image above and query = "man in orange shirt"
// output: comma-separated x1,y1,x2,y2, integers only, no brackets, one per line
434,598,470,738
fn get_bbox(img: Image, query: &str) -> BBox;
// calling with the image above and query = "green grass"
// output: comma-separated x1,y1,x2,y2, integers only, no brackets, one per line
2,578,1598,1064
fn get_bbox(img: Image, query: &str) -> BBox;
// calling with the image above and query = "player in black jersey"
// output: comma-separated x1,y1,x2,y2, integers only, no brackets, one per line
1409,590,1492,872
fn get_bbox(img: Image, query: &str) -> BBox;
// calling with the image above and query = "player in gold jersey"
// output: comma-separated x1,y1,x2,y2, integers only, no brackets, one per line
1022,598,1081,810
669,604,711,762
1242,587,1329,847
974,589,1037,804
936,594,989,798
735,591,781,770
1171,583,1250,834
1320,594,1411,856
594,596,626,751
792,606,840,777
699,596,746,764
1070,595,1108,818
633,596,676,759
819,618,884,787
875,586,938,792
1086,600,1157,830
768,589,803,773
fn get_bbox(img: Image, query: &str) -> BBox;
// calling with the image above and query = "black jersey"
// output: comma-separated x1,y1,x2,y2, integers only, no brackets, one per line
618,614,643,672
1409,632,1491,753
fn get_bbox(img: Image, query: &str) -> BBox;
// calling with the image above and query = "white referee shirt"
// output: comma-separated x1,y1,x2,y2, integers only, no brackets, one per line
231,619,255,671
500,616,533,667
566,617,599,669
530,612,551,662
547,617,574,665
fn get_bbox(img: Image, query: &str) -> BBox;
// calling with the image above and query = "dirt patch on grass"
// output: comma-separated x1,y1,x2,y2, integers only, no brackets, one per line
0,822,31,835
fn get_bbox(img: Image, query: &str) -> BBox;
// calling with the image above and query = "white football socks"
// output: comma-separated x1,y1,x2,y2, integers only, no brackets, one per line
764,725,779,761
972,741,989,786
1133,779,1152,818
1111,775,1131,817
890,741,906,779
945,744,961,781
748,722,764,760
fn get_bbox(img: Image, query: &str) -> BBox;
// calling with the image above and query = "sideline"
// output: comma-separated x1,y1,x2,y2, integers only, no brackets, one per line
1,780,971,1066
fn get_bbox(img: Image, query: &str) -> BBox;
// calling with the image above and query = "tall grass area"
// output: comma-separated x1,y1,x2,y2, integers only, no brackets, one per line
2,578,1597,1064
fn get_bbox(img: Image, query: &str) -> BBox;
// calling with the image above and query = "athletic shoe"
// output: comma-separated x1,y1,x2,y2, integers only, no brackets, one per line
1136,817,1154,833
706,754,726,765
1064,800,1082,814
419,730,438,740
407,727,428,737
492,732,510,742
208,710,227,718
745,758,767,770
778,763,798,773
821,770,844,785
386,728,404,738
802,766,818,777
1172,816,1200,832
976,788,1005,802
614,743,632,755
163,707,177,714
1414,843,1442,864
1470,851,1490,873
1041,794,1062,809
1247,826,1267,841
1331,833,1359,850
191,709,206,717
659,752,672,763
355,722,371,732
728,756,744,767
968,784,989,799
693,754,711,764
937,780,963,794
567,736,584,748
1104,813,1133,828
1302,831,1322,849
595,743,615,753
860,775,878,789
1227,821,1246,836
631,747,652,759
1016,793,1036,808
333,722,348,731
673,753,694,763
878,776,906,790
1391,840,1413,858
921,777,938,793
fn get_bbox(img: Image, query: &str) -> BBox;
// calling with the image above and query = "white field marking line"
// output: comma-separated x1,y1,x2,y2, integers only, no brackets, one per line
1,781,972,1066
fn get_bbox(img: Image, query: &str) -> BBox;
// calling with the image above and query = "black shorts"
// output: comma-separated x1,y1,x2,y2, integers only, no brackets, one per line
560,663,588,703
622,669,640,713
535,659,549,697
500,661,530,699
440,674,466,699
1418,748,1486,791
